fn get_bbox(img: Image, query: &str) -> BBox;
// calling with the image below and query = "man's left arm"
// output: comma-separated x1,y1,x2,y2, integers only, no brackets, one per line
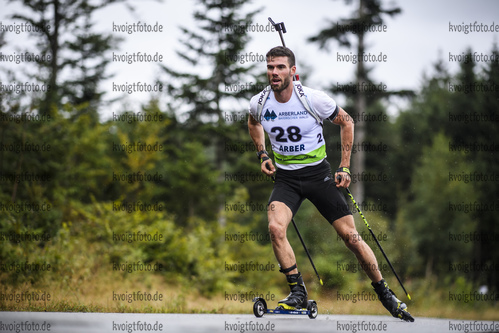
330,107,354,188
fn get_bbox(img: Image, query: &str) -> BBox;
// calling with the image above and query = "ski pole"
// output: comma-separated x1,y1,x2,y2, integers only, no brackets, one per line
338,176,411,300
289,214,324,286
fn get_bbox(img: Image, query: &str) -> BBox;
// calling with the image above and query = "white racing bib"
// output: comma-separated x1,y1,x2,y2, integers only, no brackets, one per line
249,84,339,170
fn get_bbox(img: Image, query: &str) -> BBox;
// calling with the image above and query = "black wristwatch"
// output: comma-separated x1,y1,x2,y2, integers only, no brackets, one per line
256,149,270,163
336,167,351,175
256,149,269,161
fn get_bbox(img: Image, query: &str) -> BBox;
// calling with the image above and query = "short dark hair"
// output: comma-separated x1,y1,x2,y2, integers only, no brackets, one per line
266,46,295,68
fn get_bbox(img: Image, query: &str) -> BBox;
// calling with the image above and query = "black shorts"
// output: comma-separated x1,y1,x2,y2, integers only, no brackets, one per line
268,159,352,224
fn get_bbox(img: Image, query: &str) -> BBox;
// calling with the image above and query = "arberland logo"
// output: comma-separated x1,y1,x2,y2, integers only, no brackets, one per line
264,109,277,121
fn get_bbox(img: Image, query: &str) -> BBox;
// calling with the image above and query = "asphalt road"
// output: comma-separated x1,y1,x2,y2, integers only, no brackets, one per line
0,312,498,333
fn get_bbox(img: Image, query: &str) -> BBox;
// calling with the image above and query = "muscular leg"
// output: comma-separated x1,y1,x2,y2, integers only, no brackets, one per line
268,200,308,309
268,201,298,275
333,214,382,283
333,214,414,321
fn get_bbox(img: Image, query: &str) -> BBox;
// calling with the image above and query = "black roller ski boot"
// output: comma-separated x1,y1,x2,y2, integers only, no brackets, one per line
372,279,414,322
277,272,308,310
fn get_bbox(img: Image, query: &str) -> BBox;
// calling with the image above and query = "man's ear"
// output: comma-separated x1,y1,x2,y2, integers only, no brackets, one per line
290,65,296,76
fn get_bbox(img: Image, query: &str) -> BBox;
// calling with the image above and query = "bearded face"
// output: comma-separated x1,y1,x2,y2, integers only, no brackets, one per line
267,56,295,92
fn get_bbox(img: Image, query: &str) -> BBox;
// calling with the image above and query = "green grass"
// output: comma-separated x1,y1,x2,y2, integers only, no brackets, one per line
1,273,498,321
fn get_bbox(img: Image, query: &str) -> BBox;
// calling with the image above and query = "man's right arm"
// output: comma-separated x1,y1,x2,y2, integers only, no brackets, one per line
248,114,276,176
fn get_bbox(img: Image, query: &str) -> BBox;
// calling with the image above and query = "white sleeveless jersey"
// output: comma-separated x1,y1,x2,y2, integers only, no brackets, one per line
249,85,339,170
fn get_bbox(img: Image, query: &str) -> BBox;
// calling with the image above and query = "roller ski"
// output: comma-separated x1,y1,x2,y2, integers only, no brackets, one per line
252,297,318,319
253,272,318,319
372,279,414,322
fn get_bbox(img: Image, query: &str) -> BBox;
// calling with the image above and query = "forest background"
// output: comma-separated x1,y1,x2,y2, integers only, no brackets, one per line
0,0,498,320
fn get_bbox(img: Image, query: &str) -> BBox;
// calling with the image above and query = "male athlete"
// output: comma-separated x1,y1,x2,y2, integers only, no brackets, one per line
247,46,413,321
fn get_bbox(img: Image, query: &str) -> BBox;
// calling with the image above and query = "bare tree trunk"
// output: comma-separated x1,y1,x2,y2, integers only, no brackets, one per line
41,0,60,116
215,57,226,227
352,0,366,205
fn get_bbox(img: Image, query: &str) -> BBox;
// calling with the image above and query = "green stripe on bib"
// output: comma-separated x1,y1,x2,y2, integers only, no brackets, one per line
274,144,326,165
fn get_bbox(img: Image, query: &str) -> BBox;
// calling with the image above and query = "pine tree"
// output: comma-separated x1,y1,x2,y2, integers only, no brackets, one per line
162,0,261,128
7,0,128,118
308,0,405,205
160,0,266,224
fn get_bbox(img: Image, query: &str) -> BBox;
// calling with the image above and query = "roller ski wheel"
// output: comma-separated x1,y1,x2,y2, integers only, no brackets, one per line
252,297,267,318
396,307,415,322
306,300,318,319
